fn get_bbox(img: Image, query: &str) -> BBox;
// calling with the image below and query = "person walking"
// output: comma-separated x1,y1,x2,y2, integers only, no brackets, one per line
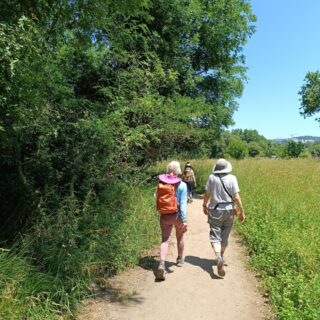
182,162,197,203
202,158,245,277
156,161,188,281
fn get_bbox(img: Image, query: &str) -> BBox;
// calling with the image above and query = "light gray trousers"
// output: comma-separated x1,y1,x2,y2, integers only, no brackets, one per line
208,209,234,254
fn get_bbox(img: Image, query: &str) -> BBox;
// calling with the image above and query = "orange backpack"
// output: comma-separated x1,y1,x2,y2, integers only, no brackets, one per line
156,182,178,214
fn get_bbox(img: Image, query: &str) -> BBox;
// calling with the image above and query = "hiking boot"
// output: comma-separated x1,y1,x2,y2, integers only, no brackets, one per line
176,257,184,267
156,263,165,281
217,256,226,277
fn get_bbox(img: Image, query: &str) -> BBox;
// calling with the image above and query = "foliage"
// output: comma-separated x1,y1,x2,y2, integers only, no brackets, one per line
213,129,277,159
283,141,304,158
231,128,267,144
247,141,262,157
299,70,320,120
230,129,270,157
226,137,248,159
264,141,279,158
0,0,256,237
0,184,159,319
216,129,310,159
310,143,320,157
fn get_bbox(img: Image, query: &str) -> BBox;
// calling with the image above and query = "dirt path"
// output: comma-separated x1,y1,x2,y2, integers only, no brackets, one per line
77,196,271,320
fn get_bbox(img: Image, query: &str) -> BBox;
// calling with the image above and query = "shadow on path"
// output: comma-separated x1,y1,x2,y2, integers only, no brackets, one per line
139,255,177,282
185,255,222,279
85,284,145,307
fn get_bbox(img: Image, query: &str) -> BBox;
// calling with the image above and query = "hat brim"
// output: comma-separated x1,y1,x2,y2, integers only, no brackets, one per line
213,168,231,174
213,161,232,174
159,174,181,184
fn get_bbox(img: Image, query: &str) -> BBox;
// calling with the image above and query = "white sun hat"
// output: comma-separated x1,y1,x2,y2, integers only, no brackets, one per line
212,158,232,174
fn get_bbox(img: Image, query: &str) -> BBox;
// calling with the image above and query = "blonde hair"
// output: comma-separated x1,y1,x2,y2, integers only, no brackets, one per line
167,161,182,175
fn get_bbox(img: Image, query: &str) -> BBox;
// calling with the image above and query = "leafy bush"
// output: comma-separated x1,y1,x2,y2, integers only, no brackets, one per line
226,138,248,159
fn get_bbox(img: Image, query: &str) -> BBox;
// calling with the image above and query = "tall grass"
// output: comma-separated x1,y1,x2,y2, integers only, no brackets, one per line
0,183,159,319
193,158,320,320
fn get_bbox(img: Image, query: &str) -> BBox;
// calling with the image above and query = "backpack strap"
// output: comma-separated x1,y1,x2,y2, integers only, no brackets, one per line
217,174,233,201
213,174,233,210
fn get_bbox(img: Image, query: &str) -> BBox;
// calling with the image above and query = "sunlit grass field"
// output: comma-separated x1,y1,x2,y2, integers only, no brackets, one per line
192,158,320,320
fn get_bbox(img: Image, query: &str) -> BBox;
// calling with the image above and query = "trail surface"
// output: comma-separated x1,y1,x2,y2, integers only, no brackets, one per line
77,196,271,320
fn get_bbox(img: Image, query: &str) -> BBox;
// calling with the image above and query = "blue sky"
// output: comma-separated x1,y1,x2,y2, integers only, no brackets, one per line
232,0,320,139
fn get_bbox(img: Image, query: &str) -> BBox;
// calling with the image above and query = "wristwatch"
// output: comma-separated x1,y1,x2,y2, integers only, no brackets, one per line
202,204,207,207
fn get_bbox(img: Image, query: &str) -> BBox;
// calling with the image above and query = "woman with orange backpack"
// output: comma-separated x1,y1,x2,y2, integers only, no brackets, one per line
155,161,188,281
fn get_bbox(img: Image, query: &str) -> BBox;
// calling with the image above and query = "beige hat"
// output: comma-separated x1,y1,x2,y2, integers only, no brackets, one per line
213,158,232,174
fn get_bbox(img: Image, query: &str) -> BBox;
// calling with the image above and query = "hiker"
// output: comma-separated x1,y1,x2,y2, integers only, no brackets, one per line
155,161,188,281
202,158,245,277
182,162,197,203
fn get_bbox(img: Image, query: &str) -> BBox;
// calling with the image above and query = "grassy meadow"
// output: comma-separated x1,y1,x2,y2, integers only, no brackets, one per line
193,158,320,320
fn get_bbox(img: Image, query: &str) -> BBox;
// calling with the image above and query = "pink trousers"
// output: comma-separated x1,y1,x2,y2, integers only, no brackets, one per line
159,214,185,261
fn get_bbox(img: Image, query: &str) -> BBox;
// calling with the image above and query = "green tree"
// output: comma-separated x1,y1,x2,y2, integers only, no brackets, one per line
263,141,281,158
247,141,261,157
236,129,268,143
225,129,273,157
227,138,248,159
299,71,320,120
284,141,305,158
310,143,320,157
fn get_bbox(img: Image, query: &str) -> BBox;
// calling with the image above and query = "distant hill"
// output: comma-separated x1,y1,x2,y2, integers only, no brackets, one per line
272,136,320,144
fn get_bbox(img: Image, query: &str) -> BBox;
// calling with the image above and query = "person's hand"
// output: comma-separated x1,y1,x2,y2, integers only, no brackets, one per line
202,205,208,215
239,211,245,223
181,222,187,233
